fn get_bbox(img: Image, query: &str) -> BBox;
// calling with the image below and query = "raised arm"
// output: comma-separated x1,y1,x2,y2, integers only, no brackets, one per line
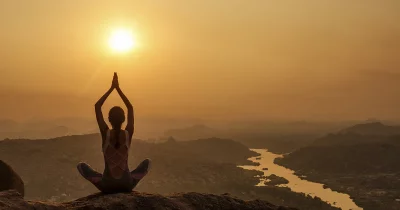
116,85,134,139
95,74,117,136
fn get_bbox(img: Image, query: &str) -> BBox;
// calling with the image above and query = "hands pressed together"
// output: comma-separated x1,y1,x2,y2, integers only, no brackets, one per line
111,72,120,89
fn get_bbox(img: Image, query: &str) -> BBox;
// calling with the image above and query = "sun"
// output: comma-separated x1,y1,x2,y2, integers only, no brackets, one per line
108,28,137,53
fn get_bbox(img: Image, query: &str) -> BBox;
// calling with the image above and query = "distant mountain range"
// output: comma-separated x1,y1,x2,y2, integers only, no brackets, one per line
164,124,219,140
339,121,400,136
0,125,71,140
162,122,351,153
312,122,400,146
0,118,97,140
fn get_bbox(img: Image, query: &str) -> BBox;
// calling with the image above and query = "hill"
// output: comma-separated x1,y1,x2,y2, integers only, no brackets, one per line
0,134,339,210
0,134,256,200
312,132,400,147
339,122,400,136
309,122,400,147
275,122,400,209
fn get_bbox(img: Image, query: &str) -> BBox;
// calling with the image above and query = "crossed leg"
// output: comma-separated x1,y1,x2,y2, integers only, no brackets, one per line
130,159,151,188
77,159,151,191
77,162,104,191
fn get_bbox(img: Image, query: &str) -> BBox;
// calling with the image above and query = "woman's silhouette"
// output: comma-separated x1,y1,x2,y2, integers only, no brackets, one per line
77,73,150,193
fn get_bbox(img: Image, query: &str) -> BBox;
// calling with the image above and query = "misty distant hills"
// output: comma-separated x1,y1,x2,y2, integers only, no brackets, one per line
162,122,353,153
164,124,219,140
312,122,400,146
0,126,71,140
0,118,96,140
312,133,400,147
339,122,400,136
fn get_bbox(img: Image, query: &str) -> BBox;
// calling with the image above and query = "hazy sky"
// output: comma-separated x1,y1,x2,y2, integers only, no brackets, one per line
0,1,399,122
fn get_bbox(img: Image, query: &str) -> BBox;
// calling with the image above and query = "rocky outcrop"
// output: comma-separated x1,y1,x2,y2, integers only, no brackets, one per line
0,160,24,196
0,190,297,210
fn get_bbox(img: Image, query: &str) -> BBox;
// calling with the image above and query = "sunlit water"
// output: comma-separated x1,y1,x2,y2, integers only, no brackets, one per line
238,149,362,210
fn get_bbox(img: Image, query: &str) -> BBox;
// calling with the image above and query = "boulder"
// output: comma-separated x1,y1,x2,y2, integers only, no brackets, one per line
0,190,298,210
0,160,24,196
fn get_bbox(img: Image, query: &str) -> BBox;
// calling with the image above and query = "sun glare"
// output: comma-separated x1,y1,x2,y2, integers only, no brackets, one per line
108,28,137,53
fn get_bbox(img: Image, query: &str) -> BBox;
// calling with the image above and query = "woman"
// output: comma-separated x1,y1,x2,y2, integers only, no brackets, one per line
77,73,151,193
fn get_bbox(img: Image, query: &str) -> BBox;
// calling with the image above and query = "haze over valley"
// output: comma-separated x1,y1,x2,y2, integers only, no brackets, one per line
1,1,400,210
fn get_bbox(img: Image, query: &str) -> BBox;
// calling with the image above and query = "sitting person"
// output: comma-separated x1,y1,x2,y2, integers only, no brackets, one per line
77,72,150,193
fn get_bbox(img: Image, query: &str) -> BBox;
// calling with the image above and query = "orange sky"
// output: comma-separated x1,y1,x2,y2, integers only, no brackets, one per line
0,1,399,122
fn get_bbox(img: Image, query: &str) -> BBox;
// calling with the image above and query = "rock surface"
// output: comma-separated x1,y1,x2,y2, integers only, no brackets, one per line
0,190,297,210
0,160,24,196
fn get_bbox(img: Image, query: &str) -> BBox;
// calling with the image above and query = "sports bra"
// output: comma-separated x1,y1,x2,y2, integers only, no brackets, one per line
102,129,131,178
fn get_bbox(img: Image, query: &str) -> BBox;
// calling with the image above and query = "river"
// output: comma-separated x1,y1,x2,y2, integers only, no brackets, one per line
239,149,362,210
